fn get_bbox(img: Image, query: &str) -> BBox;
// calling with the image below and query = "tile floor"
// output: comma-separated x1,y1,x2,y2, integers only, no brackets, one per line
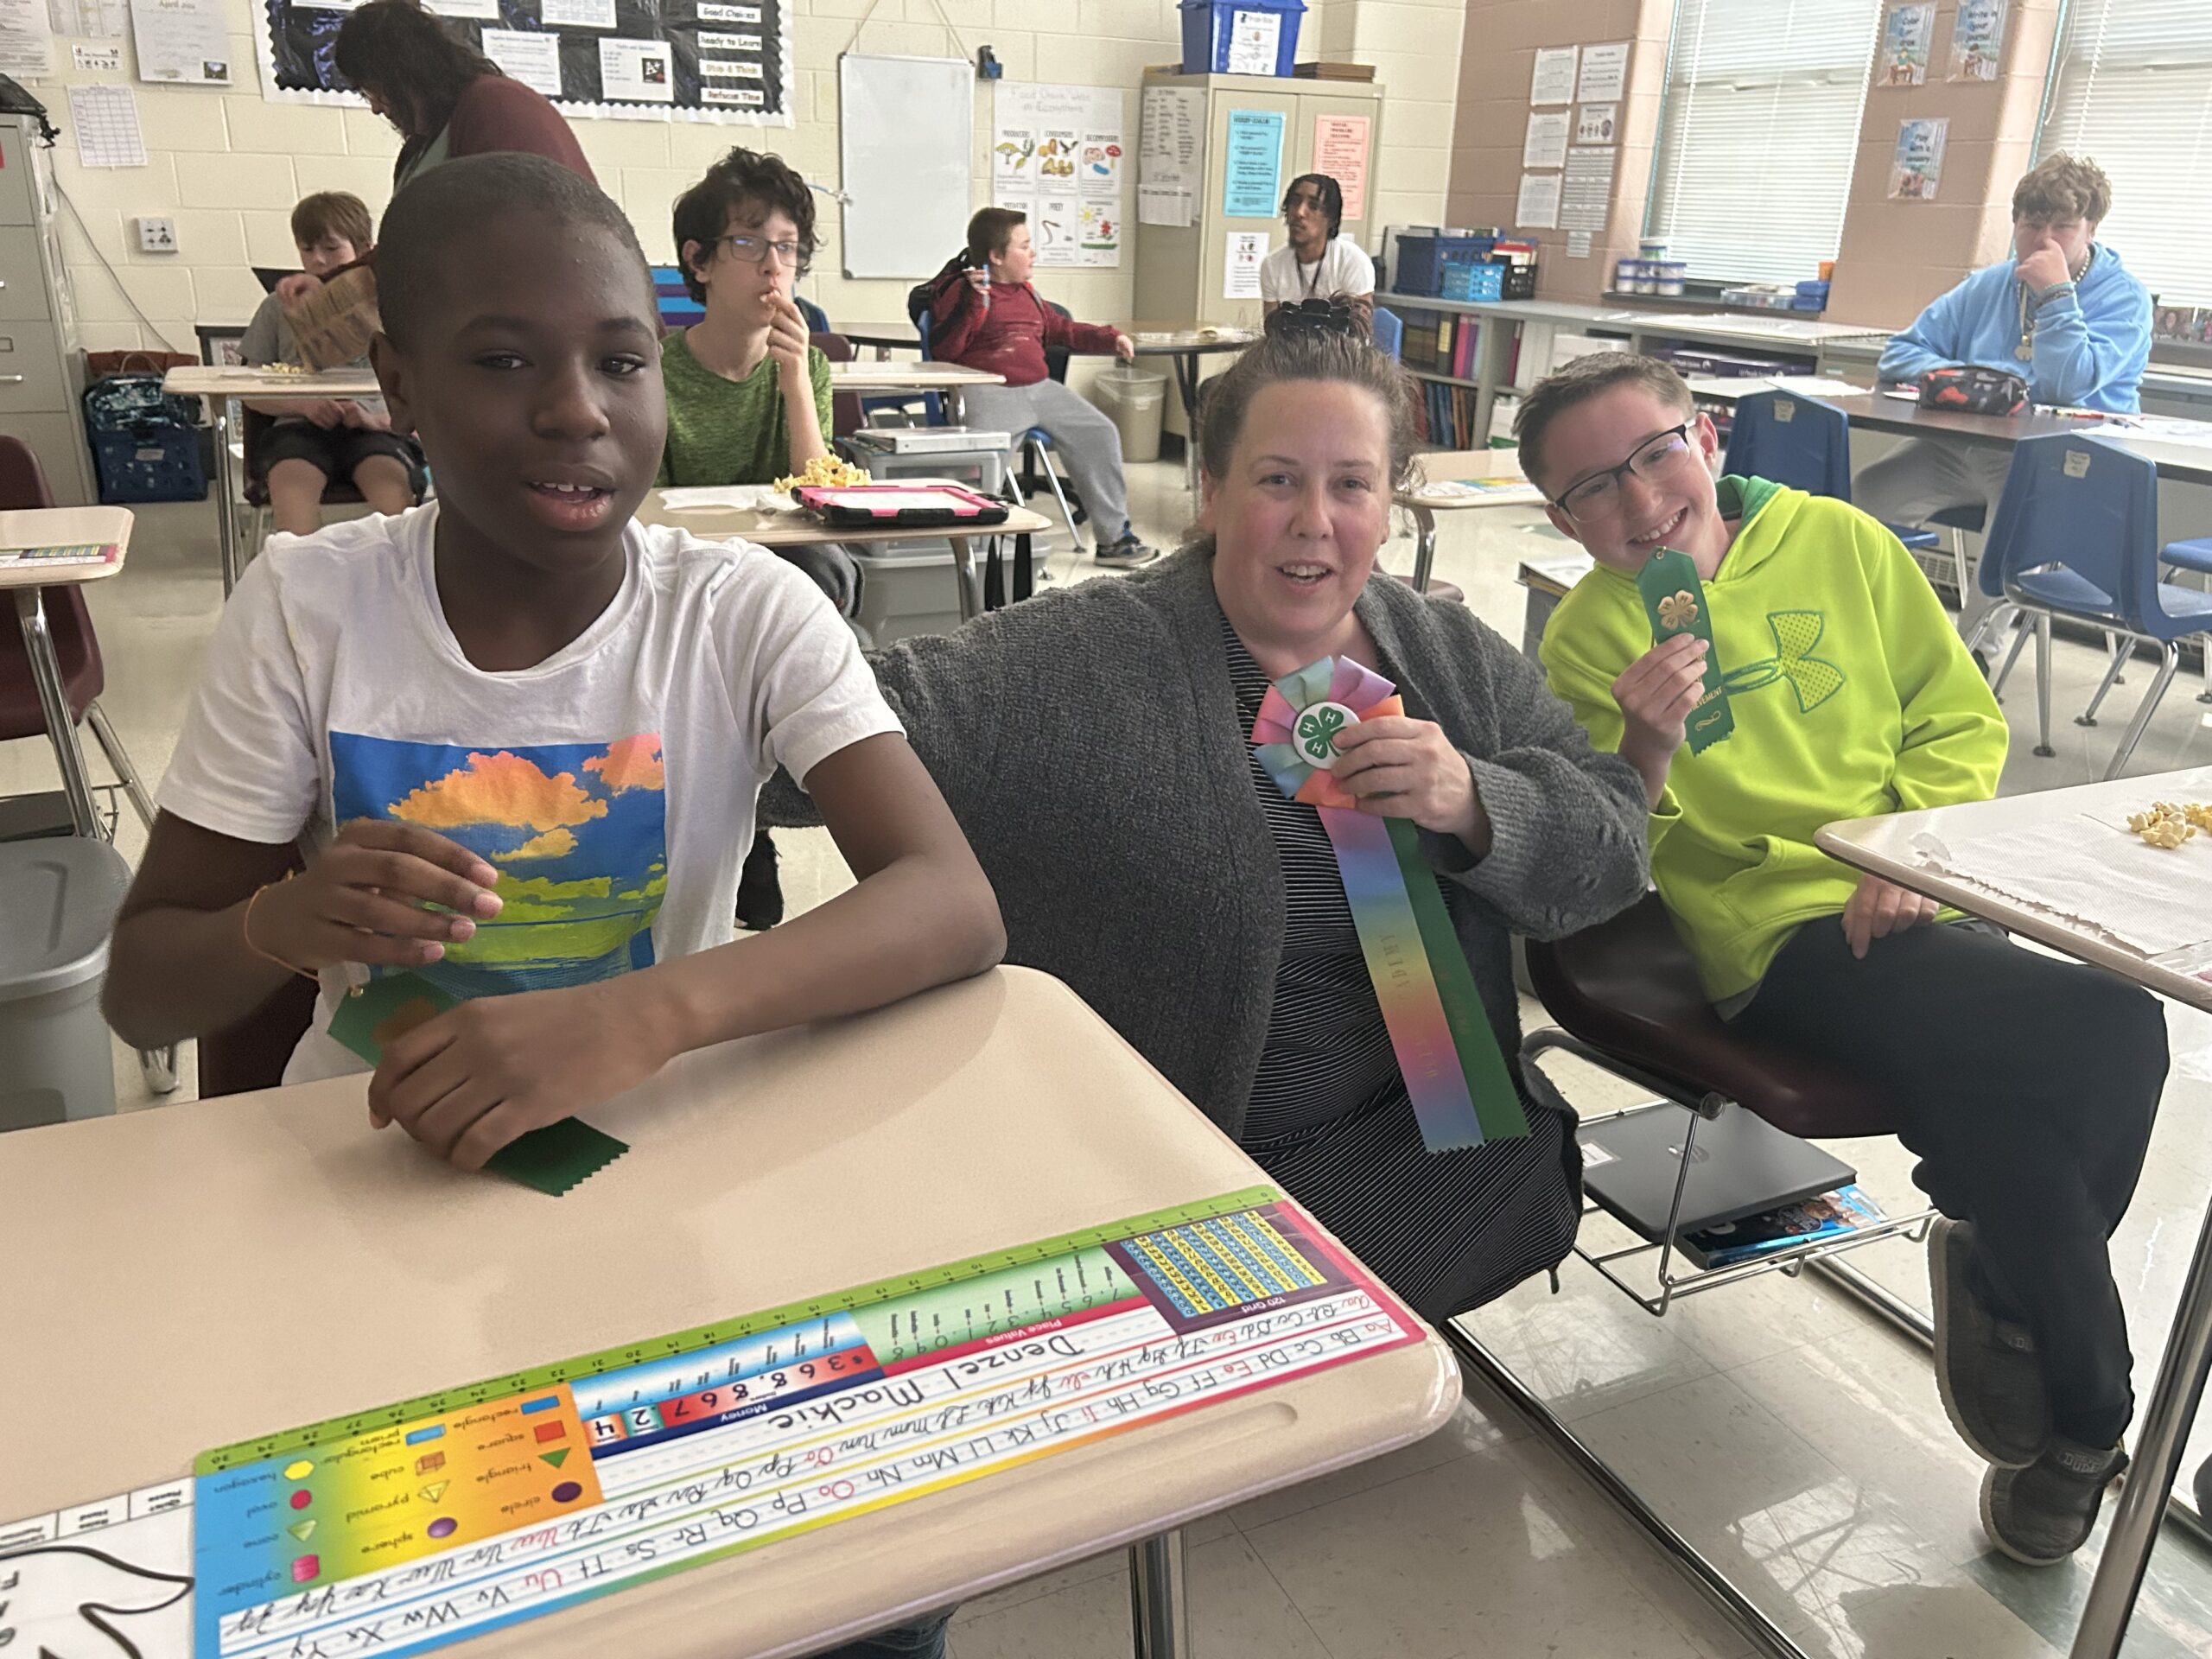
15,452,2212,1658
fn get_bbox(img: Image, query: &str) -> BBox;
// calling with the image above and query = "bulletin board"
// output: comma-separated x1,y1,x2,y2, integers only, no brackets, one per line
251,0,794,125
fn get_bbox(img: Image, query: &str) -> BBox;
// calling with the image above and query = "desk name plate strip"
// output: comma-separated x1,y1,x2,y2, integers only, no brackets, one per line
189,1185,1422,1659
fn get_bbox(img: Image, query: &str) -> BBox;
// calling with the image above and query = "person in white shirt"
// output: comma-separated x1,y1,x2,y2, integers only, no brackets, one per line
1260,174,1376,323
104,156,1004,1195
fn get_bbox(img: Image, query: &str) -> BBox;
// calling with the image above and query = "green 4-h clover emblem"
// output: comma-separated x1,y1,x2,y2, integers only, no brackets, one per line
1294,701,1358,768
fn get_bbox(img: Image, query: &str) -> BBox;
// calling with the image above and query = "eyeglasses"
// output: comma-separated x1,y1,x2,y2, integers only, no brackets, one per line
1551,423,1697,519
717,232,807,271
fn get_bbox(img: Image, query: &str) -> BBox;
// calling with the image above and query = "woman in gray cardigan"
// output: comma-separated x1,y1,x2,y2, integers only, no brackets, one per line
780,325,1649,1323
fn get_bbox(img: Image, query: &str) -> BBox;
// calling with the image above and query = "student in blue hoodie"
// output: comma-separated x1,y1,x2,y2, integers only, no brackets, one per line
1856,155,2150,632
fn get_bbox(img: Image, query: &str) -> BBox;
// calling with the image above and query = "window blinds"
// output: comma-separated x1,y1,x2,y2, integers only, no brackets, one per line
1644,0,1882,286
2038,0,2212,306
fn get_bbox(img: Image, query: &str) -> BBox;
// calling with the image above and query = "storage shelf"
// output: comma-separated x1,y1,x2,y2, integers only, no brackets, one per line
1406,370,1484,389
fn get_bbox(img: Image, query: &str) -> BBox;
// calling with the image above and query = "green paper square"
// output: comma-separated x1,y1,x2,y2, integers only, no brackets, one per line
1636,545,1734,754
327,970,457,1065
485,1117,629,1196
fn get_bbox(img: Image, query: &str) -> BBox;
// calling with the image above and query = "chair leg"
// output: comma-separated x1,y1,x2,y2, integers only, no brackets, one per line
1961,598,2014,661
1988,612,2033,702
13,589,102,836
2102,629,2125,687
2033,612,2054,758
2103,642,2182,781
2076,638,2133,728
85,700,157,832
1949,524,1971,614
1033,441,1079,549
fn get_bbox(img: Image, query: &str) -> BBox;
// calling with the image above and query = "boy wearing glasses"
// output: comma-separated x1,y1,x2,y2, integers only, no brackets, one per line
664,147,855,930
1528,352,2167,1568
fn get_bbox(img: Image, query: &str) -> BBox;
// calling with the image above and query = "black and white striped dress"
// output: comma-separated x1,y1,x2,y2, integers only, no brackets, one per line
1227,621,1579,1322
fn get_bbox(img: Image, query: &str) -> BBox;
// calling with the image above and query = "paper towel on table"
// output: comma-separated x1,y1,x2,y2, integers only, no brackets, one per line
655,486,800,512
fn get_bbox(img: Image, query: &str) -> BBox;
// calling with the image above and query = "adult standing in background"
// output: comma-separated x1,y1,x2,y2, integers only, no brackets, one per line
1261,174,1375,324
1855,155,2150,636
336,0,593,191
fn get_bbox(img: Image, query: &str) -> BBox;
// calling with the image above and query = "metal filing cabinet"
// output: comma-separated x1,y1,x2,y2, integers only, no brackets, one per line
0,115,94,505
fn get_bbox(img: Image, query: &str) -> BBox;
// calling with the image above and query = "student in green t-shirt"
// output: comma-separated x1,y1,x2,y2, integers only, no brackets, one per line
663,148,859,932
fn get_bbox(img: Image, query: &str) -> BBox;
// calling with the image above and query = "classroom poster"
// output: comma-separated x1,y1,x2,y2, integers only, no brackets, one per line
1575,103,1618,145
0,0,54,75
1522,110,1568,168
1529,44,1577,105
1560,146,1613,233
1516,171,1560,230
251,0,791,124
1879,4,1936,86
128,0,229,82
1224,229,1267,298
1312,112,1370,220
1223,106,1285,218
994,82,1124,269
1948,0,2007,80
1890,116,1948,200
1140,83,1202,189
1576,41,1629,103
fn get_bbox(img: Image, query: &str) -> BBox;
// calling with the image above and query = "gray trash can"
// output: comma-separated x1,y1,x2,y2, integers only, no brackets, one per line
0,836,130,1130
1090,366,1169,463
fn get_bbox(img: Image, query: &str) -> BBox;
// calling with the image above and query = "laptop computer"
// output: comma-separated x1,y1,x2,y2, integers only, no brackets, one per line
1579,1103,1856,1244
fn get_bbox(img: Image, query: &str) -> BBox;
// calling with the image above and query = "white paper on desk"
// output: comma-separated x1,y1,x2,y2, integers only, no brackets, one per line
1522,110,1568,168
655,485,798,512
1516,171,1560,231
0,1479,194,1657
67,84,146,167
1909,793,2212,959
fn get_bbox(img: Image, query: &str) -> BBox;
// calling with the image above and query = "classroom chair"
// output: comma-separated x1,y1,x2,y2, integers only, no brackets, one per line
651,264,707,334
1447,891,1932,1650
0,435,176,1095
2152,534,2212,703
1721,391,1948,571
238,407,370,567
1964,432,2212,779
914,309,1085,549
1370,305,1402,362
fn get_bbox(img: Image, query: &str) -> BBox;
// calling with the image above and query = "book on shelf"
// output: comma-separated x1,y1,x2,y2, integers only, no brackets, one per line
1677,1184,1889,1271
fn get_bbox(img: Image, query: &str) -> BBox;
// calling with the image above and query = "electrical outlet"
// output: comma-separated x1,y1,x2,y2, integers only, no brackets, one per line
135,217,178,254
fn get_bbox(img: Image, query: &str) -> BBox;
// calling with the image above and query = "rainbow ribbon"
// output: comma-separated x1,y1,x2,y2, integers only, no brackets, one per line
1251,656,1528,1155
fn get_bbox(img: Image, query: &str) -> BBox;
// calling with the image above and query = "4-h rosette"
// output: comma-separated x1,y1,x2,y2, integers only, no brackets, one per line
1249,655,1528,1155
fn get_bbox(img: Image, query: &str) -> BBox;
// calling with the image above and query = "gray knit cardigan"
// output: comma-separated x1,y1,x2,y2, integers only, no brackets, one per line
770,546,1650,1137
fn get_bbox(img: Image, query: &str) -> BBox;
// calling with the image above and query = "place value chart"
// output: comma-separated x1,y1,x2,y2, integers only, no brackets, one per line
190,1186,1421,1658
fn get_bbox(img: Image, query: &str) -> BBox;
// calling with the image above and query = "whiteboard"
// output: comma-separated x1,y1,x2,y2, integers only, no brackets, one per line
839,54,974,280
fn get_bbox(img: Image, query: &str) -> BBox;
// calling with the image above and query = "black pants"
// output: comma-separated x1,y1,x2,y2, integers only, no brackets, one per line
1729,919,2168,1446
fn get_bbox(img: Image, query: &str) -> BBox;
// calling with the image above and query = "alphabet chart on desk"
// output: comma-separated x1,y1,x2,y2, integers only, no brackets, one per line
187,1185,1421,1659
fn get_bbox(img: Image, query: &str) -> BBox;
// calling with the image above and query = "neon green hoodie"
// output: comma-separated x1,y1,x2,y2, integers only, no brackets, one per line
1540,477,2007,1003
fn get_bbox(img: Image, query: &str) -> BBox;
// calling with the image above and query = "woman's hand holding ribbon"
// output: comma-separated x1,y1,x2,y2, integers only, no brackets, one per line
1331,716,1491,853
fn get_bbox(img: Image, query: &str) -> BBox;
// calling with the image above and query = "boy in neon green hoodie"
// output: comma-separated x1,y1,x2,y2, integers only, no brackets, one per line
1526,353,2167,1568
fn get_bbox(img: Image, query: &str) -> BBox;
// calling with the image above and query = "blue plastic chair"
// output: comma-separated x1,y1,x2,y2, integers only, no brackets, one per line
794,295,830,334
650,264,705,333
1370,305,1402,362
1971,432,2212,777
1722,390,1945,556
2157,533,2212,705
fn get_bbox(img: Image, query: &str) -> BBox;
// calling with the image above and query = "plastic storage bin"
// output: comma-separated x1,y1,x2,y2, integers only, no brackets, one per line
1090,365,1168,463
1178,0,1305,77
1394,232,1496,297
0,836,130,1130
1440,261,1503,303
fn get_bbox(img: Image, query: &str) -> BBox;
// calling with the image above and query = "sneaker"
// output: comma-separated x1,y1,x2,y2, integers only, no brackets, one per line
1980,1437,2126,1566
1929,1218,2050,1466
735,829,785,931
1095,532,1160,567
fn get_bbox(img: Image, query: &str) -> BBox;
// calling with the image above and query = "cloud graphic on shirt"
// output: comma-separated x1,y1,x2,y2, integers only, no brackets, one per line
583,734,664,794
493,827,580,862
390,750,608,832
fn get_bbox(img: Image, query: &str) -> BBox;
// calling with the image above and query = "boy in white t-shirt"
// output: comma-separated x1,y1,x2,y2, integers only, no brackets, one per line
105,155,1004,1176
1259,174,1375,323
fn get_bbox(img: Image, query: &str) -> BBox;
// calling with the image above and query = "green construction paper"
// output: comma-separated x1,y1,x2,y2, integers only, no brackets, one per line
331,970,629,1196
485,1116,629,1196
1387,816,1529,1142
1637,545,1734,754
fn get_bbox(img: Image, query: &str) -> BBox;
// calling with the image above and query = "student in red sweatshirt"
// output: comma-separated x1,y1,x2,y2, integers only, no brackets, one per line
926,207,1157,566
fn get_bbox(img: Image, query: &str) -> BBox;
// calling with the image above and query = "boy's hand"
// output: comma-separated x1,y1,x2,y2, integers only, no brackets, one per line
348,403,392,431
251,820,503,973
292,397,348,429
766,295,811,384
367,979,674,1168
1611,634,1709,799
1840,874,1940,959
963,266,989,294
1332,715,1484,845
274,271,322,306
1113,332,1136,360
2017,244,2071,295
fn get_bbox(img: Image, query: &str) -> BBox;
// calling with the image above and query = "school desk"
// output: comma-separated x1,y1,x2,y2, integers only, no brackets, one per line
1818,771,2212,1659
0,505,142,837
1123,322,1262,494
0,967,1459,1659
1395,447,1543,594
824,360,1004,426
637,485,1052,626
831,320,925,355
160,364,385,598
